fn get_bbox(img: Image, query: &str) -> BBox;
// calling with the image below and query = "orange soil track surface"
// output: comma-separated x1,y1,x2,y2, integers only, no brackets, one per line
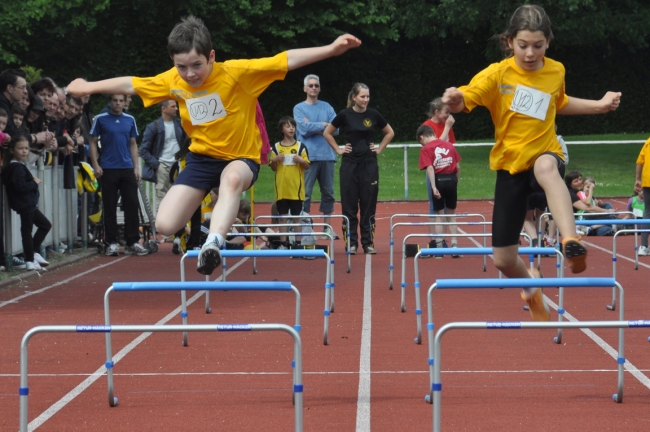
2,200,650,431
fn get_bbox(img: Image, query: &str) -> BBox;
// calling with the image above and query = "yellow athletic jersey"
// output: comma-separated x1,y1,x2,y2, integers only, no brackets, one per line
132,52,288,164
636,137,650,188
270,141,310,201
459,56,570,174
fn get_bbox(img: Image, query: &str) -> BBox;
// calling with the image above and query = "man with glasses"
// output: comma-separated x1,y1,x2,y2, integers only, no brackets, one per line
293,74,340,239
0,69,29,138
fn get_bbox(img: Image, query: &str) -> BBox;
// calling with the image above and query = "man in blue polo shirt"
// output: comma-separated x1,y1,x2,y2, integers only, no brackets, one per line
90,94,148,256
294,74,340,239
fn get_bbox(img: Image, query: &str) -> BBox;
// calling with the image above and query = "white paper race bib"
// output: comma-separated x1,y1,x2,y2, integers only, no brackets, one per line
510,84,551,121
186,93,227,126
283,154,295,165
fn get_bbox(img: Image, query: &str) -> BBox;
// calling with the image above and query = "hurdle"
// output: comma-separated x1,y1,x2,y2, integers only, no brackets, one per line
255,214,351,273
398,231,537,312
424,277,623,407
180,250,334,345
19,323,303,432
535,211,636,270
408,247,562,345
573,219,650,311
430,319,650,431
389,219,491,290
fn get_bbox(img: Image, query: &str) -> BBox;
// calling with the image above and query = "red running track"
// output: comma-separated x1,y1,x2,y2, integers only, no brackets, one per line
1,200,650,431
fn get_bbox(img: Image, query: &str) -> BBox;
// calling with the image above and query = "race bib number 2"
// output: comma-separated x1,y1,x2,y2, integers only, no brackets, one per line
510,84,551,121
186,93,227,125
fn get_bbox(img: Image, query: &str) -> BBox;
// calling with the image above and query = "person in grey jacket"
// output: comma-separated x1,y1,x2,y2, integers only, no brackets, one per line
139,99,187,213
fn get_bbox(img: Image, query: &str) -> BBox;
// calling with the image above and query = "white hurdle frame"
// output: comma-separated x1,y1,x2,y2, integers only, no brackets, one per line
255,214,351,273
425,277,623,407
19,323,303,432
408,246,562,345
388,214,488,290
388,222,492,290
180,252,334,345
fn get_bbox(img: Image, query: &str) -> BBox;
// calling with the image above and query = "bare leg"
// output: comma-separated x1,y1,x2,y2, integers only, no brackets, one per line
209,160,254,238
493,245,530,278
434,210,445,244
522,209,537,243
445,209,458,244
534,155,576,239
156,185,207,236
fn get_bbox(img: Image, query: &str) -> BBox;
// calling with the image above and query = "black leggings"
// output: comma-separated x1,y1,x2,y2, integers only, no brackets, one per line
340,159,379,248
19,209,52,262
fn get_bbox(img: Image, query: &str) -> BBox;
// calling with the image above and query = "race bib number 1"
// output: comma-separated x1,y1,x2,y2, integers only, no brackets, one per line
510,84,551,121
186,93,227,125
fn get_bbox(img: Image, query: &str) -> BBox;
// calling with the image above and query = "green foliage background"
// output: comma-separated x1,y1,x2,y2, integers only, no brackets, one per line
2,0,649,140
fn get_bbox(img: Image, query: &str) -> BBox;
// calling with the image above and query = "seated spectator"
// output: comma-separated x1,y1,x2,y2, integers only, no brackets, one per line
565,170,615,236
626,189,644,219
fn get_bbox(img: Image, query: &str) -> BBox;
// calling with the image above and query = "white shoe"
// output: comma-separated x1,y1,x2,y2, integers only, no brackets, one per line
106,243,120,256
639,245,650,256
34,252,49,267
125,243,149,256
25,261,42,271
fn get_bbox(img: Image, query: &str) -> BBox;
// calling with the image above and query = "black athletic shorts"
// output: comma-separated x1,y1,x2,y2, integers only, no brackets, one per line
492,153,564,247
432,174,458,212
276,199,304,216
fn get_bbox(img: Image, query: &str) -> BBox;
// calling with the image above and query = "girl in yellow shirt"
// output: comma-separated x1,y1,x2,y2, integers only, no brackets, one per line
442,4,621,321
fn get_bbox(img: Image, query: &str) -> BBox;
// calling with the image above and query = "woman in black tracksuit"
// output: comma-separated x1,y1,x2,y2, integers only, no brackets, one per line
323,83,394,255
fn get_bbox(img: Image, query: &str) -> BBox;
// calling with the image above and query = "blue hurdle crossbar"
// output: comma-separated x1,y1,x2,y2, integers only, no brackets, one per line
19,324,303,432
181,249,334,345
425,277,625,410
409,247,564,345
400,233,535,314
431,319,645,431
388,214,488,290
104,281,302,374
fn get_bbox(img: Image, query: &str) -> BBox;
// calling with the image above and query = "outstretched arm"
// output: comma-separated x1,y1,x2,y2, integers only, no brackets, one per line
558,92,621,115
287,34,361,71
66,77,135,98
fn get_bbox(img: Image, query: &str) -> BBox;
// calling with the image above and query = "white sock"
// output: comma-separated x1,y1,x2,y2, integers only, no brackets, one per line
206,233,225,246
522,287,537,297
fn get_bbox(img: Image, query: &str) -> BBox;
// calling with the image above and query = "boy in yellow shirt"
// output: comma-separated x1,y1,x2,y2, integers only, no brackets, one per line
67,16,360,275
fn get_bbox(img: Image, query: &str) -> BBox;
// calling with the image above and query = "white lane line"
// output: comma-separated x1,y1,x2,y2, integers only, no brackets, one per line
0,256,129,309
27,258,248,431
544,296,650,390
355,255,372,432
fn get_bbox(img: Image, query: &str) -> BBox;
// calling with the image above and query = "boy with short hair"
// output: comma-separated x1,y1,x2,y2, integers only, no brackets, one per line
67,16,361,275
12,103,27,132
270,116,310,246
417,125,462,256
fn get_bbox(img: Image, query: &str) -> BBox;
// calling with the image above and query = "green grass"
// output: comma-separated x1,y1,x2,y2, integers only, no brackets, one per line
251,133,648,202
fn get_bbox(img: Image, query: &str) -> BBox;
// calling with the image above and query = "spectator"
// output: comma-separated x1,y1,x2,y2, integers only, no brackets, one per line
1,135,52,270
416,125,461,256
423,97,456,144
293,74,340,239
565,170,614,236
635,138,650,256
139,99,187,214
626,189,644,219
0,108,10,146
12,103,27,135
270,116,310,246
323,83,395,255
90,94,148,256
0,69,28,139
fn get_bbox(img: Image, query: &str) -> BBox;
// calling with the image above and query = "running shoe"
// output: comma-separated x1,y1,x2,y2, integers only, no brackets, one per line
638,245,650,256
172,238,181,255
561,236,587,274
364,245,377,255
197,239,222,275
451,243,462,258
106,243,120,256
349,246,357,255
34,252,50,267
12,256,27,270
125,243,149,256
521,269,550,321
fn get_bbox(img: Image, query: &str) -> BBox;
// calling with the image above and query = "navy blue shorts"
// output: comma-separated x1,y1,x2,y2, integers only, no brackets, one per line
174,152,260,192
